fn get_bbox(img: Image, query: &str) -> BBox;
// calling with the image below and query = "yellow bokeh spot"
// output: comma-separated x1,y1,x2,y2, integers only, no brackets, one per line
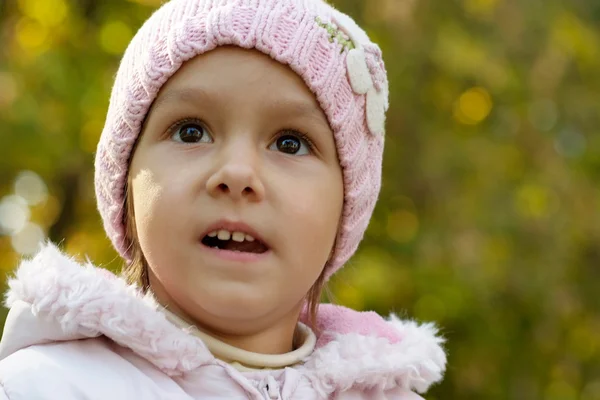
387,210,419,243
552,12,599,65
454,87,493,125
18,0,69,27
99,21,133,55
515,184,554,219
15,18,49,51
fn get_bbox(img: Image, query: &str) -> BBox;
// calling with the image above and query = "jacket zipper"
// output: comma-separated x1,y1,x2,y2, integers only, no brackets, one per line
260,376,282,400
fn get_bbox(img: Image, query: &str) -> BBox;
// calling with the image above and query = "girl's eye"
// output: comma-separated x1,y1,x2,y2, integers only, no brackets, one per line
269,131,312,156
171,122,213,144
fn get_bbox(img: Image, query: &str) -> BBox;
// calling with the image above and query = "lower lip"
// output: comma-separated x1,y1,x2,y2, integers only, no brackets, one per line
200,243,271,263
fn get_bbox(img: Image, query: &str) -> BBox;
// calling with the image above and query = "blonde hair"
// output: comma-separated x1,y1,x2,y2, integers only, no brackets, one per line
122,182,328,335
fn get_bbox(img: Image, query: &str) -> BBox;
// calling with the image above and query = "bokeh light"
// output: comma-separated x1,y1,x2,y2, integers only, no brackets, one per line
99,21,134,55
0,195,30,235
17,0,69,27
454,87,493,125
11,222,45,255
14,170,48,206
14,18,49,52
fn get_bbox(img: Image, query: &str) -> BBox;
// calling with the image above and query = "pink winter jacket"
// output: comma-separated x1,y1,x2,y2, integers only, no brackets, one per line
0,245,446,399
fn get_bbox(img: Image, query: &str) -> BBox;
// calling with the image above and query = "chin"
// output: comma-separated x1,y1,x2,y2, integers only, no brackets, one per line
191,284,276,321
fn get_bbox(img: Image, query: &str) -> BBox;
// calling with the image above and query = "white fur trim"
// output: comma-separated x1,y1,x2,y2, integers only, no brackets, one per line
302,316,446,396
346,48,372,95
366,86,386,137
3,244,446,392
4,243,213,376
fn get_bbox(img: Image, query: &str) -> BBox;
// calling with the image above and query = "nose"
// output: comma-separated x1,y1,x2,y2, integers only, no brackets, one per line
206,156,265,202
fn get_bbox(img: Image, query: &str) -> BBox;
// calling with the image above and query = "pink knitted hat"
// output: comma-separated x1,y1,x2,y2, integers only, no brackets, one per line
95,0,389,279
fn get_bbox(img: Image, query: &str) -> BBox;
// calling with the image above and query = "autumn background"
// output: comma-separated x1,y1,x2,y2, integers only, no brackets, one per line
1,0,599,398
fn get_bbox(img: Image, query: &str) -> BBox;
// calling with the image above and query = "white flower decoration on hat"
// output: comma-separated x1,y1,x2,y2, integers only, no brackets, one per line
332,13,389,137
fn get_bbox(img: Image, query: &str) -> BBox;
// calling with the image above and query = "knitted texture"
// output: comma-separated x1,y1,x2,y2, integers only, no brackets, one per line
95,0,389,279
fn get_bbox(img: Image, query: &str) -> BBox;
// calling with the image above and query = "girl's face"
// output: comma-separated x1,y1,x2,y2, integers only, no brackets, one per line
129,47,344,340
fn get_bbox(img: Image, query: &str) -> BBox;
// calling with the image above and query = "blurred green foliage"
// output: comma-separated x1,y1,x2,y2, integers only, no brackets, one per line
1,0,600,398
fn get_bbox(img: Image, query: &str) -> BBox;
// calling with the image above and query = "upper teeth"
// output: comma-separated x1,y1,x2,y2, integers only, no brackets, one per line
207,230,255,243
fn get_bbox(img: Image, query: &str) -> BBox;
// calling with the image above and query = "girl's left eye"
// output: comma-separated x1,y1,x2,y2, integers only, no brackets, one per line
268,131,313,156
171,121,213,144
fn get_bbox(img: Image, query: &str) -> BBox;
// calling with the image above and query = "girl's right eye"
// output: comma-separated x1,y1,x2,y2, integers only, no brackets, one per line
170,121,213,144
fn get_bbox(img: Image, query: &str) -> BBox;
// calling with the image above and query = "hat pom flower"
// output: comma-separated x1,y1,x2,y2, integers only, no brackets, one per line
346,45,388,137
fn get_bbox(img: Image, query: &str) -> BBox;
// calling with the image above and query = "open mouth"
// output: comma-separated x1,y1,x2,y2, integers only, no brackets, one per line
201,230,269,254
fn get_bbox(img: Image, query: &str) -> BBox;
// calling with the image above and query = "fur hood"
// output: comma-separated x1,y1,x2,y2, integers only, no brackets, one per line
0,244,446,395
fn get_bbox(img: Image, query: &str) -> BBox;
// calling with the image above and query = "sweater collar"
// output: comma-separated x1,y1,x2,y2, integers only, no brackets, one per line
154,298,317,372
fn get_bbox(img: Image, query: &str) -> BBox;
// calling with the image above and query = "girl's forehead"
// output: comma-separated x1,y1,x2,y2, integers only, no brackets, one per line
164,47,306,91
152,47,328,123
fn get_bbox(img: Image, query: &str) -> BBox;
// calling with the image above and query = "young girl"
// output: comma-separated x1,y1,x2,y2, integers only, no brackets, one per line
0,0,446,398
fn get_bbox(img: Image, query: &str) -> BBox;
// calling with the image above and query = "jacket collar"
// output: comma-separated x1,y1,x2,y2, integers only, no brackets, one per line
2,244,446,395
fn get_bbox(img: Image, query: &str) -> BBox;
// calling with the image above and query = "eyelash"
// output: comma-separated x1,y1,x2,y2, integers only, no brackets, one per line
275,129,316,153
165,117,205,137
166,118,317,152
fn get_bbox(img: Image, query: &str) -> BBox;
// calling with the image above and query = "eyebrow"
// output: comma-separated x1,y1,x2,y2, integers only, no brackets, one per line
151,87,213,113
269,97,330,127
151,87,330,127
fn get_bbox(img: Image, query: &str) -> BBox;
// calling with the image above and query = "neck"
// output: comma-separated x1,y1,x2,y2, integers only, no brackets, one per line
193,312,299,354
148,280,302,355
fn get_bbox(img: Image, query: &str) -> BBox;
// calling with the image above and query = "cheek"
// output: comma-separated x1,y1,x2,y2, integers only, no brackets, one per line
280,166,344,260
131,169,164,233
130,166,191,289
130,167,187,264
